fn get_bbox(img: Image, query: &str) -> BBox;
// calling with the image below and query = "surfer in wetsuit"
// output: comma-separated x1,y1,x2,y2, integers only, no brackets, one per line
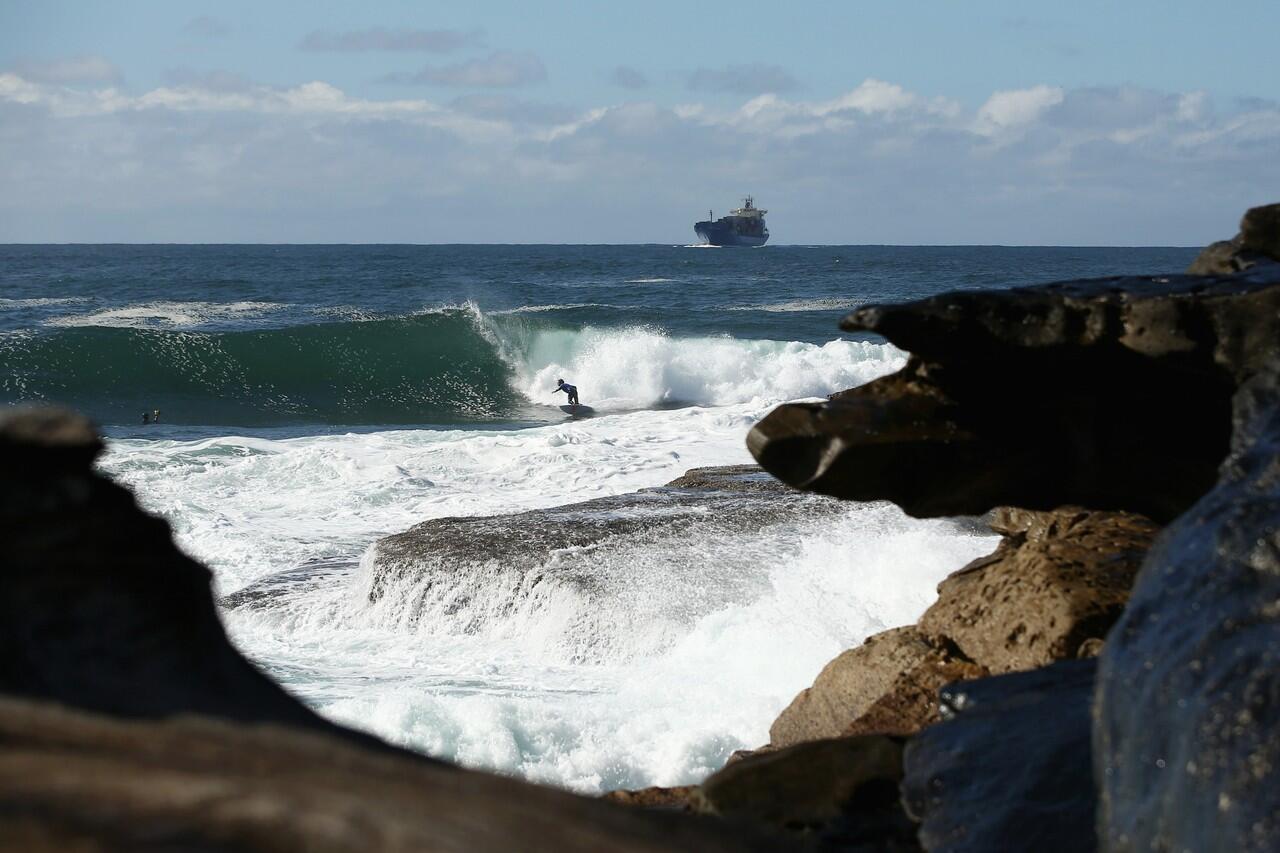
553,378,580,406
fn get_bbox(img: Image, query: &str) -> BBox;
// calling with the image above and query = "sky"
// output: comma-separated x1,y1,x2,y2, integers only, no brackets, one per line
1,0,1278,244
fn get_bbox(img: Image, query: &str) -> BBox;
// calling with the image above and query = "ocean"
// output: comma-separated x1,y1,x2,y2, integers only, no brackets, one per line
1,243,1196,792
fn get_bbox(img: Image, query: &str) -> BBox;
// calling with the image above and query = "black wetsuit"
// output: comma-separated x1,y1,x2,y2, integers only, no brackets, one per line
555,383,579,405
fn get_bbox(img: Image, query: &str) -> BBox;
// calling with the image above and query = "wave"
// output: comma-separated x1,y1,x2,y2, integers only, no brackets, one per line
727,298,864,313
45,300,288,329
3,304,905,426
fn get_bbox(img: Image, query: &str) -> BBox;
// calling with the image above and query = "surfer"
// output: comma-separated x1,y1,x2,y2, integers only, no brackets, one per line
553,378,580,406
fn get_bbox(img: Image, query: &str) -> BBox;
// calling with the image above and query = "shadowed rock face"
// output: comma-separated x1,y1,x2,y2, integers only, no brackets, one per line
748,267,1280,522
902,660,1098,853
0,407,374,746
1094,359,1280,852
0,697,786,853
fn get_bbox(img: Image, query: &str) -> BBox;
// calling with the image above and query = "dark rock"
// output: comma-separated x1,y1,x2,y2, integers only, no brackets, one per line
1094,357,1280,852
1187,203,1280,275
902,660,1098,853
748,266,1280,522
0,696,785,852
698,735,918,850
770,627,986,747
916,507,1157,672
0,406,385,750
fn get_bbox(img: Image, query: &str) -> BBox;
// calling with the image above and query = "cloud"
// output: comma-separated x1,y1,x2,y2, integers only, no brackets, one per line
1,72,1277,243
10,55,121,85
610,66,648,89
380,50,547,88
165,68,256,93
686,63,799,95
300,27,484,53
184,16,231,38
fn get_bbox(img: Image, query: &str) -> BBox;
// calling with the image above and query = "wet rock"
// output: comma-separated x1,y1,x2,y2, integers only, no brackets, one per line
916,507,1157,672
902,660,1098,853
698,735,918,850
770,627,986,746
1094,357,1280,852
0,406,381,749
747,265,1280,522
0,697,784,852
1187,202,1280,274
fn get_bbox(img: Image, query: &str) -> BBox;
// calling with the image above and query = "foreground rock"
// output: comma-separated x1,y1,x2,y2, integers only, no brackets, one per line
901,660,1097,853
748,265,1280,522
0,697,784,852
0,407,379,749
1095,357,1280,852
768,506,1154,748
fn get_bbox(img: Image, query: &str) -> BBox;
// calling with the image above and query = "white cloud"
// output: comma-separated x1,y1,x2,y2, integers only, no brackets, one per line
976,85,1065,132
0,73,1276,244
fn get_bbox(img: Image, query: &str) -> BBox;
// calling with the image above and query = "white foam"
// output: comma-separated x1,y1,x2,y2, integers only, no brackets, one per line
47,300,286,329
0,296,88,309
502,325,905,411
624,278,678,283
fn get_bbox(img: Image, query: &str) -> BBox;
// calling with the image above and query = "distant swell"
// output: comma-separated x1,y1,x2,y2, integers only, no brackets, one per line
2,305,905,426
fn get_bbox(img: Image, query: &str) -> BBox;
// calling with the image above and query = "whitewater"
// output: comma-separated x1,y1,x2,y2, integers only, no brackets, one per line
3,243,1196,792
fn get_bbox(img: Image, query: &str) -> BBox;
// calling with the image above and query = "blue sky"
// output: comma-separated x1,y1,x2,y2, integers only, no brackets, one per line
2,1,1278,243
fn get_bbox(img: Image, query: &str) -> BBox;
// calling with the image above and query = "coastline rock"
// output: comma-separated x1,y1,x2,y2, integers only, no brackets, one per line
602,786,700,811
1187,202,1280,275
902,660,1098,853
0,406,385,751
747,265,1280,521
770,627,985,746
1094,357,1280,852
697,735,918,850
0,697,785,852
916,507,1157,672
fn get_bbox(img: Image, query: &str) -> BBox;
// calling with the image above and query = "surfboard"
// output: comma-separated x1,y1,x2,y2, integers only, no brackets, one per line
559,404,595,416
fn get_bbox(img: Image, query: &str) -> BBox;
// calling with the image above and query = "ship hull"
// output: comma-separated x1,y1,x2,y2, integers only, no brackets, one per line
694,221,768,247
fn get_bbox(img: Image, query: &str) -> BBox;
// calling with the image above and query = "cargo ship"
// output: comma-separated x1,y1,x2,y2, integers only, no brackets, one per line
694,197,769,247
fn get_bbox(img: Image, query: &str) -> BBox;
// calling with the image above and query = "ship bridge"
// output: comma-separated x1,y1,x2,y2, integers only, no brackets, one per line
730,196,767,218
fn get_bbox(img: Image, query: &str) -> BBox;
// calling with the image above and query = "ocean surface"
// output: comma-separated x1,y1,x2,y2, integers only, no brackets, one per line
2,243,1196,791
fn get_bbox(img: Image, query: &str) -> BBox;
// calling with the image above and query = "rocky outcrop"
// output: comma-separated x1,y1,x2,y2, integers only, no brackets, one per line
916,507,1156,672
0,696,784,853
770,627,985,746
1094,358,1280,852
901,660,1098,853
366,464,843,606
1187,202,1280,275
747,265,1280,522
0,407,385,751
767,506,1154,749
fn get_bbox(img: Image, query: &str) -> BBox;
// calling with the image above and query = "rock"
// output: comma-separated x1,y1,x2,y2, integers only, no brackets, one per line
1094,356,1280,852
901,660,1098,853
350,465,847,655
770,627,986,747
747,265,1280,521
602,786,699,811
0,697,784,852
916,507,1157,672
1187,203,1280,274
0,406,386,751
697,735,918,850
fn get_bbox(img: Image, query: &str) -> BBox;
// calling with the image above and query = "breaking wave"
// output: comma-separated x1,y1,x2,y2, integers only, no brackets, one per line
3,304,904,426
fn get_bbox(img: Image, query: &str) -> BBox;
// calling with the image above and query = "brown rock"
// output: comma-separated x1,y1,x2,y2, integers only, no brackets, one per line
1188,203,1280,274
769,627,985,747
602,786,699,811
0,697,781,852
917,507,1158,673
697,736,917,849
